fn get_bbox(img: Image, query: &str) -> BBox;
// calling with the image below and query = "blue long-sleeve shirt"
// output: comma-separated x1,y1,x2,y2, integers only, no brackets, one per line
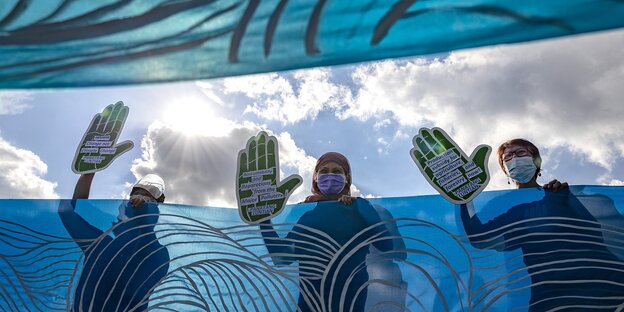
461,189,624,311
58,201,170,312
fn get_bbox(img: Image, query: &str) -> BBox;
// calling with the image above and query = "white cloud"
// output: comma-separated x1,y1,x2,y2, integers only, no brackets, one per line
609,180,624,186
130,118,318,207
597,174,624,186
346,30,624,188
0,135,58,198
213,29,624,189
356,185,380,199
222,68,353,124
194,81,225,107
347,30,624,174
0,91,32,115
373,119,392,130
130,113,379,206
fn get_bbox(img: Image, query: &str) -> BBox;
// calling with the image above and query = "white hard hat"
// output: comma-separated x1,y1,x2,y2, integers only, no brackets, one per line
133,174,165,199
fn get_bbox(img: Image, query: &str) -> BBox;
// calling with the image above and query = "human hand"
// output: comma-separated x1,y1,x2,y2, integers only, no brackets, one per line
338,195,355,205
129,195,155,208
410,127,491,204
237,131,302,224
543,179,568,192
72,102,134,174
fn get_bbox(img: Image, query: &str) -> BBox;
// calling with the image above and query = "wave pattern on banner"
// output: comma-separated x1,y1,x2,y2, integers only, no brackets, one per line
0,186,623,311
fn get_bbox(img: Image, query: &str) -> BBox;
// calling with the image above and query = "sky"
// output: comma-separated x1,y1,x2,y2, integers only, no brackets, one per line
1,28,623,208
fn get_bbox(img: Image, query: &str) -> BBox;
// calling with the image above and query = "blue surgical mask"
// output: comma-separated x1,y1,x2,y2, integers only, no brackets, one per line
317,173,346,195
505,156,537,184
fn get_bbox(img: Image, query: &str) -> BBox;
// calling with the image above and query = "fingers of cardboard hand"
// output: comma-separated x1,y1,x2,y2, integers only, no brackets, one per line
415,137,434,160
421,130,445,155
88,115,102,133
432,128,455,150
470,145,492,174
114,140,134,157
470,145,491,169
103,103,123,133
247,139,257,171
96,104,114,133
257,134,267,170
267,138,277,169
107,105,129,136
277,175,302,195
238,151,248,175
411,148,428,168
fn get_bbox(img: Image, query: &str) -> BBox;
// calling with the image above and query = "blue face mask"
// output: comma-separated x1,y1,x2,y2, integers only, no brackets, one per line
505,156,537,184
317,173,346,195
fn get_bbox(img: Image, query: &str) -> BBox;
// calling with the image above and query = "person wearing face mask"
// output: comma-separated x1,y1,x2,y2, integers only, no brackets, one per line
58,173,170,312
459,139,624,311
498,139,566,190
260,152,406,311
304,152,356,204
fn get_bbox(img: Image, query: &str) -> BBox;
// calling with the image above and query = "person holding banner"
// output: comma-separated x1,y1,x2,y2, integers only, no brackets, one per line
57,102,170,312
410,130,624,311
244,147,405,311
302,151,408,311
459,139,624,311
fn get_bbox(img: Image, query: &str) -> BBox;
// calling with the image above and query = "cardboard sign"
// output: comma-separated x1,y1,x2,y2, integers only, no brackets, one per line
236,131,302,224
72,101,134,174
410,127,491,204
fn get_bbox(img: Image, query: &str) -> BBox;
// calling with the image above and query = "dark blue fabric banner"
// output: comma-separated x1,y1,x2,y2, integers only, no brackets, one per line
1,1,624,88
1,185,623,311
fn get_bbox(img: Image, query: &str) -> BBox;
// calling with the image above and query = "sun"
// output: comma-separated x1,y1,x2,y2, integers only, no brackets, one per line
162,97,232,137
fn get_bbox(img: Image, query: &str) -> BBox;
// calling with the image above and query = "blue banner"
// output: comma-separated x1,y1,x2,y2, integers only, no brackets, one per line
1,185,623,311
1,1,624,88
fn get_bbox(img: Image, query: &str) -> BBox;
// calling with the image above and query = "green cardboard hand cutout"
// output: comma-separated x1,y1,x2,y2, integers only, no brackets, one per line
72,101,134,174
236,131,302,224
410,127,491,204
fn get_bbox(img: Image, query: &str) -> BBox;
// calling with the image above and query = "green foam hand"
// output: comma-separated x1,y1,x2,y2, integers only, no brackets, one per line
410,127,491,204
72,101,134,174
236,131,302,224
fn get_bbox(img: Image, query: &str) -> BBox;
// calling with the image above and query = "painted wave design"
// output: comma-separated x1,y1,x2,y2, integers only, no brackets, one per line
0,214,470,311
462,215,624,311
1,202,624,310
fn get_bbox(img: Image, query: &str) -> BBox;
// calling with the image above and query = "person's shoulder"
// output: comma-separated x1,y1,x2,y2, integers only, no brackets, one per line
477,188,545,220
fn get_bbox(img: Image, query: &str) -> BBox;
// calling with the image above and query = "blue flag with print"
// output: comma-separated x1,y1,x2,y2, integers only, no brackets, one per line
1,0,624,88
1,186,624,311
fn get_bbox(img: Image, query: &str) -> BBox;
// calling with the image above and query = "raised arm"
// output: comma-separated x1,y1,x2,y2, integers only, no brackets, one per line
236,132,302,266
73,173,95,199
371,203,406,259
259,219,296,266
58,173,105,252
459,202,522,252
59,102,136,250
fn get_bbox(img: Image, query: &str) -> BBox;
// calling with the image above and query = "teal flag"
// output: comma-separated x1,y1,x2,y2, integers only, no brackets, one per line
1,0,623,88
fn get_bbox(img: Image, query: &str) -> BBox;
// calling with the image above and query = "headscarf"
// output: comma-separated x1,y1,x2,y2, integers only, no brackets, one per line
304,152,352,203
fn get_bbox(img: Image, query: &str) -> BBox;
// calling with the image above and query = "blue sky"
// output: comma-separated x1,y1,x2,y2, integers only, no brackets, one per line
1,29,623,207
